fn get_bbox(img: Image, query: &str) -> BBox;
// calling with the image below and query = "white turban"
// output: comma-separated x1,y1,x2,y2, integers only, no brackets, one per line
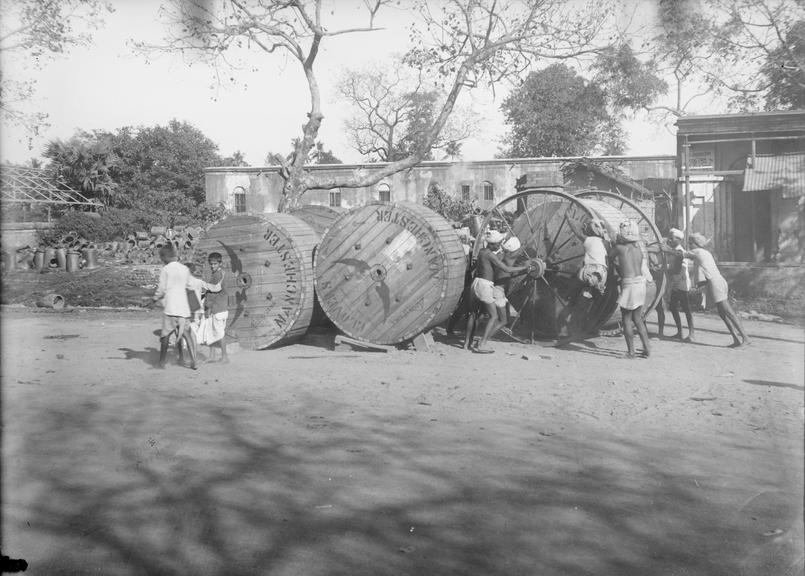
486,229,505,244
669,228,684,241
618,220,640,243
502,236,521,252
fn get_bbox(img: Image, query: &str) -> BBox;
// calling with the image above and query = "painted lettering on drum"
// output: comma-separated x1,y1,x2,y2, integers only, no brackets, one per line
320,291,368,335
371,207,444,280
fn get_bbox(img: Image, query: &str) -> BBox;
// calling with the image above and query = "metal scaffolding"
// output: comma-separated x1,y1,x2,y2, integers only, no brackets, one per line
1,164,101,210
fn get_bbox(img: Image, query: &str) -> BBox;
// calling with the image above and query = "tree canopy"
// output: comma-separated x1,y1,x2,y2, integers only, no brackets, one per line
594,0,805,119
147,0,619,211
44,120,241,224
337,62,475,162
500,64,625,158
0,0,113,146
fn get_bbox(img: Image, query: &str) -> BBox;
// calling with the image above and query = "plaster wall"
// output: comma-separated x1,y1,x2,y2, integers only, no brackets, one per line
205,156,677,215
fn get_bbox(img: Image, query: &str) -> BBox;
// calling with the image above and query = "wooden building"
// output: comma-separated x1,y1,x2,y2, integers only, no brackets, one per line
676,111,805,263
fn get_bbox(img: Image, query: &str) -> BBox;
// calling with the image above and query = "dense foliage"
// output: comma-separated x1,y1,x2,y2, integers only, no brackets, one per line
32,120,239,244
42,120,242,233
423,182,478,224
500,64,624,158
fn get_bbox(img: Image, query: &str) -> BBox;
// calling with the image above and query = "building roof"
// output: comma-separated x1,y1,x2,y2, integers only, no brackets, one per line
743,152,805,197
204,155,676,173
676,110,805,136
562,159,656,200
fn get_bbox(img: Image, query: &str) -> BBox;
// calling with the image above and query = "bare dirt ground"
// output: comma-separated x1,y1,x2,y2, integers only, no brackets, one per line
2,306,803,576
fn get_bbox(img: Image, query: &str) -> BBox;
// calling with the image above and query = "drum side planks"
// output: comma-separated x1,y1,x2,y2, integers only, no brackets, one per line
314,202,466,345
194,213,317,350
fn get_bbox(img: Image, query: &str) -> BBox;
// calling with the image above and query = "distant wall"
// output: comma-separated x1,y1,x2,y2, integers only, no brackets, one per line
205,156,677,216
0,221,52,249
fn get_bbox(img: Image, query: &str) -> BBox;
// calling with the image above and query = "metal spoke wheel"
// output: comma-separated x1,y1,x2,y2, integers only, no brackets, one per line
471,188,601,342
573,189,668,334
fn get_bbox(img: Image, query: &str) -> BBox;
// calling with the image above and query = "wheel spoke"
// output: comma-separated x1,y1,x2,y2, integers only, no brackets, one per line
547,234,575,258
493,206,516,238
549,253,583,267
545,206,569,258
540,276,568,307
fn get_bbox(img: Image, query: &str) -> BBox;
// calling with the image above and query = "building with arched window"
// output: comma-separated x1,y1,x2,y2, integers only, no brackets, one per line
206,156,675,215
233,186,247,213
377,182,391,202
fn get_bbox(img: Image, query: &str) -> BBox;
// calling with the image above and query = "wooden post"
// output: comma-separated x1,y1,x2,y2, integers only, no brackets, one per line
683,137,691,244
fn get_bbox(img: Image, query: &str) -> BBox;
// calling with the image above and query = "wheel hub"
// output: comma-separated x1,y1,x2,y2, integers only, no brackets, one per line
526,258,546,279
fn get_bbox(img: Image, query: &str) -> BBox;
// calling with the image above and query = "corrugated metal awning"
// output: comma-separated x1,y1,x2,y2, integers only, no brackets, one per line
743,152,805,198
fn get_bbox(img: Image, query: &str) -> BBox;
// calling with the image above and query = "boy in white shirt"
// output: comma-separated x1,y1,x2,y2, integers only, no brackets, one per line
151,246,193,368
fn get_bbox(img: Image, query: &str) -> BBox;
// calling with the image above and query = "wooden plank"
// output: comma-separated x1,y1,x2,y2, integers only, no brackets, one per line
315,202,466,345
195,213,318,350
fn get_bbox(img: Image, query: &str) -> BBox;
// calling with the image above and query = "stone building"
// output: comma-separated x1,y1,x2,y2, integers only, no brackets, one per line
204,155,676,217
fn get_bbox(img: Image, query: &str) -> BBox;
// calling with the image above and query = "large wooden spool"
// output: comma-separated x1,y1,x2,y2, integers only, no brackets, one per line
193,213,317,350
472,188,666,341
314,201,467,345
290,205,346,237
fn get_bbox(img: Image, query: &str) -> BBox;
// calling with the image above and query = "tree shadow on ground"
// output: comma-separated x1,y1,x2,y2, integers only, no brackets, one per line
8,392,804,576
743,379,804,392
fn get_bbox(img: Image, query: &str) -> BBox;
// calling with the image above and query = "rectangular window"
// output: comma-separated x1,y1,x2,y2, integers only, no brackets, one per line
329,189,342,207
461,184,470,201
234,192,246,213
379,187,391,202
483,183,494,201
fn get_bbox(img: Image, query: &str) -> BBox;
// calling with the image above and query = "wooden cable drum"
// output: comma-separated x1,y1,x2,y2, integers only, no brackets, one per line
314,201,467,345
193,213,318,350
289,204,348,327
574,189,668,331
290,205,347,237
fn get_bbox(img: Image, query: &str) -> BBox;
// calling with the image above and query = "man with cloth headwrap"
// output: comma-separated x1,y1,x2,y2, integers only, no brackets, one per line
464,229,529,353
684,232,749,348
612,220,651,358
666,228,696,341
579,218,609,296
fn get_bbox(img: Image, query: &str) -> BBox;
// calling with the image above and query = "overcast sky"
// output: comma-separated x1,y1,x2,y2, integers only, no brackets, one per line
0,0,677,167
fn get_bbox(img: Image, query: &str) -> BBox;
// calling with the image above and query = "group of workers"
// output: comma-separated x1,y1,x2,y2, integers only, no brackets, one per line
458,217,750,358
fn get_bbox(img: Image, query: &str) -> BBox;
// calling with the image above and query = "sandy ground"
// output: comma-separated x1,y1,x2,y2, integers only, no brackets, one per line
1,307,803,576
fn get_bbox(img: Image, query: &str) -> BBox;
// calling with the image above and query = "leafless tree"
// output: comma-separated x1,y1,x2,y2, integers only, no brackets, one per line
0,0,113,147
337,60,478,162
145,0,615,211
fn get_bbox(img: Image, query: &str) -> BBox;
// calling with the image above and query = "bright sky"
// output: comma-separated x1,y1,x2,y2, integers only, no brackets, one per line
0,0,677,167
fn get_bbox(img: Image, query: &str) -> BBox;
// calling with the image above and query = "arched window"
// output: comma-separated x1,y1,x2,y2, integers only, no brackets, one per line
233,186,247,213
329,188,342,207
483,181,494,202
378,183,391,202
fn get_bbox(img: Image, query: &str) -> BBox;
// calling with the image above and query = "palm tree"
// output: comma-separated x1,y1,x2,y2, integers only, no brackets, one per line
44,137,119,205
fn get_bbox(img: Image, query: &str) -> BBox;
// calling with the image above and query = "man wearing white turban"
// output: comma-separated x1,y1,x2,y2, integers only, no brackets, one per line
613,220,651,358
684,233,749,348
464,229,529,353
666,228,695,341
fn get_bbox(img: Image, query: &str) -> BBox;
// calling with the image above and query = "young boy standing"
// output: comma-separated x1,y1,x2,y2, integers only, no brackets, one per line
201,252,230,363
152,246,193,369
612,220,651,358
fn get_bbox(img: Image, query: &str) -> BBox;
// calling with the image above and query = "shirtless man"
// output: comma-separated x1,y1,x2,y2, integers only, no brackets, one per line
465,229,528,353
612,220,651,358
